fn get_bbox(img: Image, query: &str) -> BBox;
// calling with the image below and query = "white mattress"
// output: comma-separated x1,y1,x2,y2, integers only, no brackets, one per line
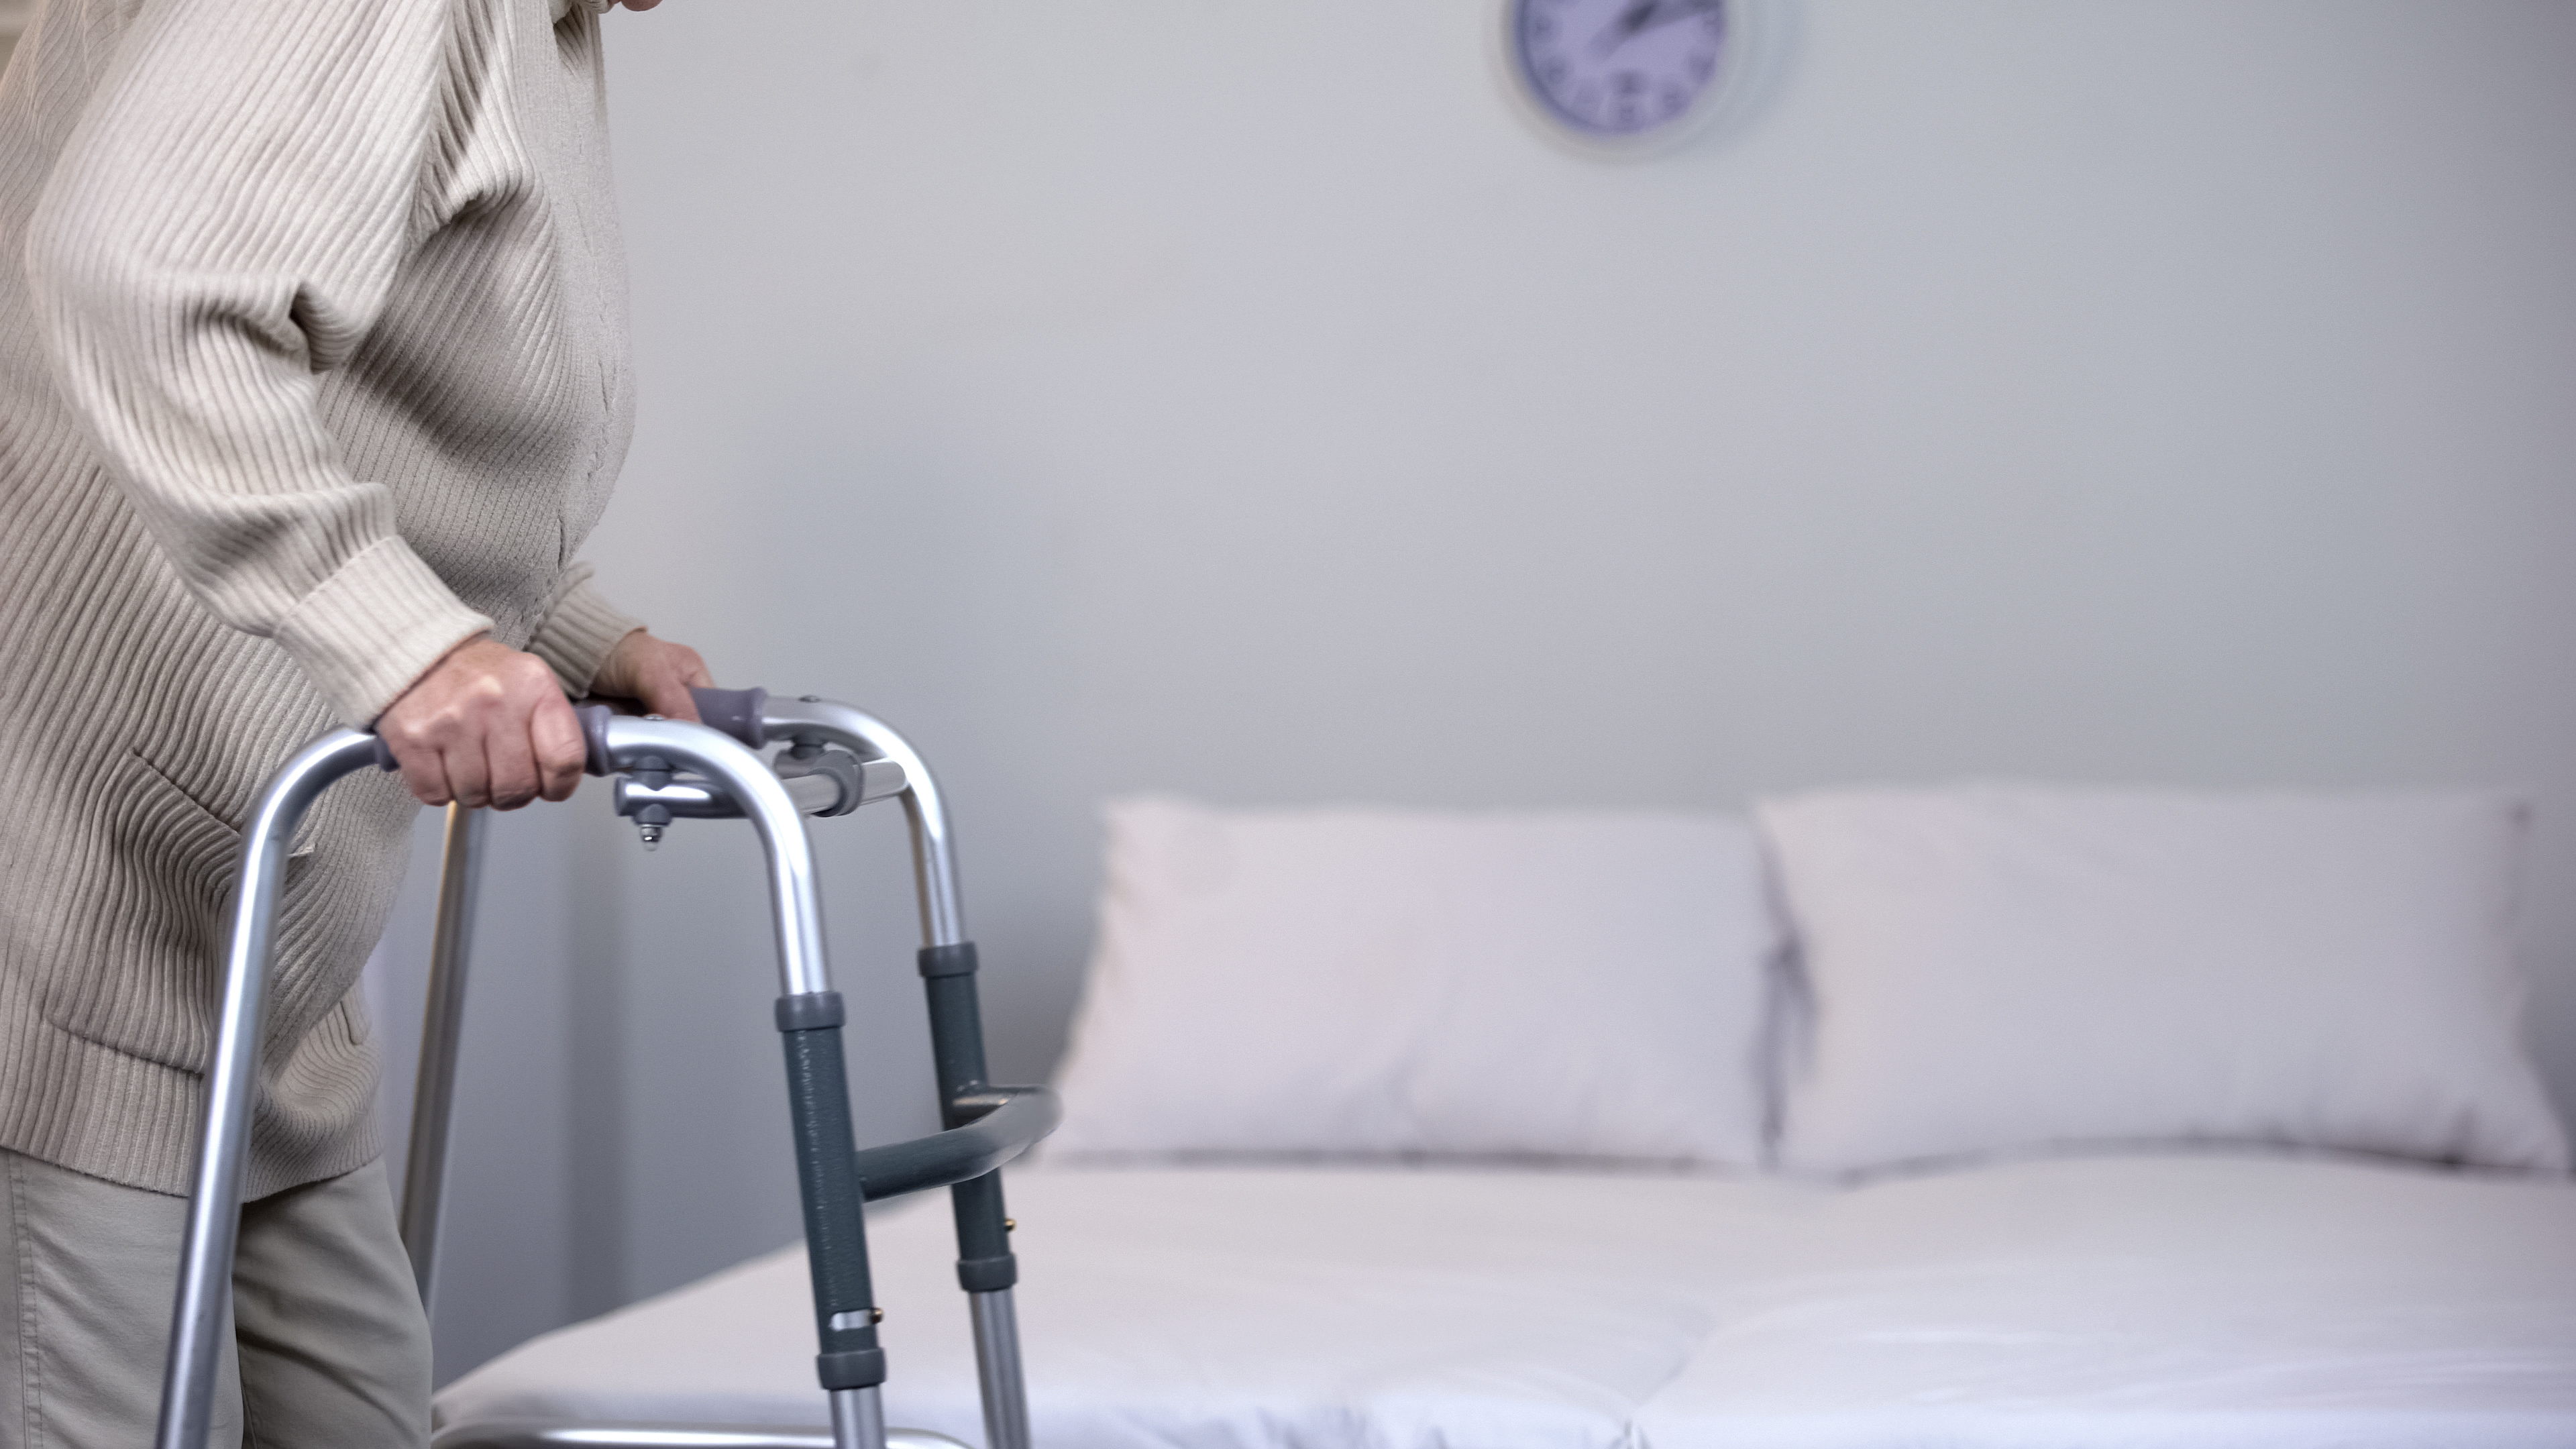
435,1154,2576,1449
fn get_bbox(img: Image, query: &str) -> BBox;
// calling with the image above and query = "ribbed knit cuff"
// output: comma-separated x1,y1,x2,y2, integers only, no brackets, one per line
272,537,494,727
525,565,645,697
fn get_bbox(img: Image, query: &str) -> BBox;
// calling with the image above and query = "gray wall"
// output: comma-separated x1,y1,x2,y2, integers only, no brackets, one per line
366,0,2576,1383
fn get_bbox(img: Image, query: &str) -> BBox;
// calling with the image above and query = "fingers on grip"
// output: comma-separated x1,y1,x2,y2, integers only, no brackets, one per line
376,641,586,809
381,669,760,804
532,697,586,802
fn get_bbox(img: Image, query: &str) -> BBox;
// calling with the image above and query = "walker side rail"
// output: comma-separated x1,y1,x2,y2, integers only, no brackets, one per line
156,695,1056,1449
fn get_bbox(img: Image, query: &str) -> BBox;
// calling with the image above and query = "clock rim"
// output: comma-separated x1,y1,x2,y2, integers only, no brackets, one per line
1493,0,1781,160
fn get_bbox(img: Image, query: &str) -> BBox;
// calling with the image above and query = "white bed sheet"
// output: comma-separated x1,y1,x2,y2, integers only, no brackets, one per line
435,1155,2576,1449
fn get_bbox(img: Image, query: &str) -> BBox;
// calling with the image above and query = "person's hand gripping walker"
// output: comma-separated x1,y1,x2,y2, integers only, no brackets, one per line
375,629,714,810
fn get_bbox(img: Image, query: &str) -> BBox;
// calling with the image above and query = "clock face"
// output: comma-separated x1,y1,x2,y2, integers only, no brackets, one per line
1512,0,1729,141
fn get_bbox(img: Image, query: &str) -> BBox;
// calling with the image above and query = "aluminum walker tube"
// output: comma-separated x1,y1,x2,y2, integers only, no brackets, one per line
400,800,487,1309
156,729,390,1449
760,699,1035,1449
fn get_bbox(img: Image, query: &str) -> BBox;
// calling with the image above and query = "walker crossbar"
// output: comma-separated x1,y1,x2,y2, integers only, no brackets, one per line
849,1088,1062,1202
156,696,1054,1449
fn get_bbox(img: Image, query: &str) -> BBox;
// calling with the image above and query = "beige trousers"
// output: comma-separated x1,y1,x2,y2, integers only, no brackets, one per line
0,1147,431,1448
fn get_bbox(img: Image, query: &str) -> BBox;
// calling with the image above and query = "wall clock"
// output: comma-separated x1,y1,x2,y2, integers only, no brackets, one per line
1501,0,1772,156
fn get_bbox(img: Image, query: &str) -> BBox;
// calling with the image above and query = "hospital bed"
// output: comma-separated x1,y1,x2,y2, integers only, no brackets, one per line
437,1153,2576,1448
433,788,2576,1448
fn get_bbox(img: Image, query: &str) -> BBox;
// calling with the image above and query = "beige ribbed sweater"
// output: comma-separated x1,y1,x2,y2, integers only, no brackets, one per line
0,0,645,1197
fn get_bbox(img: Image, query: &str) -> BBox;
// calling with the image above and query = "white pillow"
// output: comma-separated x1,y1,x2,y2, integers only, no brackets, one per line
1760,786,2569,1176
1046,798,1783,1165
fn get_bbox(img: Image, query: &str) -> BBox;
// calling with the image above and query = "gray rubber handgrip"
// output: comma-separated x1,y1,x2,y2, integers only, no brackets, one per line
689,686,768,749
371,736,399,771
576,703,615,777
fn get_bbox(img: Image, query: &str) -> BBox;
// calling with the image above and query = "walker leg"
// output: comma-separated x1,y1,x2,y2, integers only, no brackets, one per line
401,801,486,1309
832,1387,889,1449
158,731,388,1449
967,1287,1030,1449
916,944,1032,1449
776,990,889,1449
761,702,1046,1448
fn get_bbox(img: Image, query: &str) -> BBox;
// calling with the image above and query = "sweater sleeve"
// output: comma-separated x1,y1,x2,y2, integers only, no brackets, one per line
525,564,645,698
23,0,492,727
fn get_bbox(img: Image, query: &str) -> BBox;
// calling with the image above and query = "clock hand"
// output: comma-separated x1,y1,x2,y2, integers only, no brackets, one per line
1633,0,1721,36
1597,0,1723,56
1590,0,1663,58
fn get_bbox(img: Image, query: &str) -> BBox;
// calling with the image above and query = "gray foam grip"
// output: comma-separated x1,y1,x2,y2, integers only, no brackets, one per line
575,703,614,776
689,686,768,749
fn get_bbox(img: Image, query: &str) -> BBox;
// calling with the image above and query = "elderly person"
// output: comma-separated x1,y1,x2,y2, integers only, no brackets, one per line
0,0,695,1441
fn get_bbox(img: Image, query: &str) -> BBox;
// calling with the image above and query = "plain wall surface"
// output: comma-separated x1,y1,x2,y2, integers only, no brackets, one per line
367,0,2576,1383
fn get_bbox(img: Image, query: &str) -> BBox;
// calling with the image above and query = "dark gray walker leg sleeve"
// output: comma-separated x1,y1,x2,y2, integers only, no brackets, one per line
775,991,888,1394
918,945,1018,1294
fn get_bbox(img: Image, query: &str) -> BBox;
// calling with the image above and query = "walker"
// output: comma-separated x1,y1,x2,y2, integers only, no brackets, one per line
154,690,1059,1449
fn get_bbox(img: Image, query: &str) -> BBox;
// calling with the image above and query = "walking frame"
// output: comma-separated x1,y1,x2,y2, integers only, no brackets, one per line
154,690,1061,1449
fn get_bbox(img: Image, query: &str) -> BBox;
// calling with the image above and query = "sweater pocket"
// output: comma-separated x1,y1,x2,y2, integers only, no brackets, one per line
40,749,311,1074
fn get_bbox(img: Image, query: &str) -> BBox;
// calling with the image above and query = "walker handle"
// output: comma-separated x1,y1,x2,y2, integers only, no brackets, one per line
572,689,768,777
370,702,741,777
